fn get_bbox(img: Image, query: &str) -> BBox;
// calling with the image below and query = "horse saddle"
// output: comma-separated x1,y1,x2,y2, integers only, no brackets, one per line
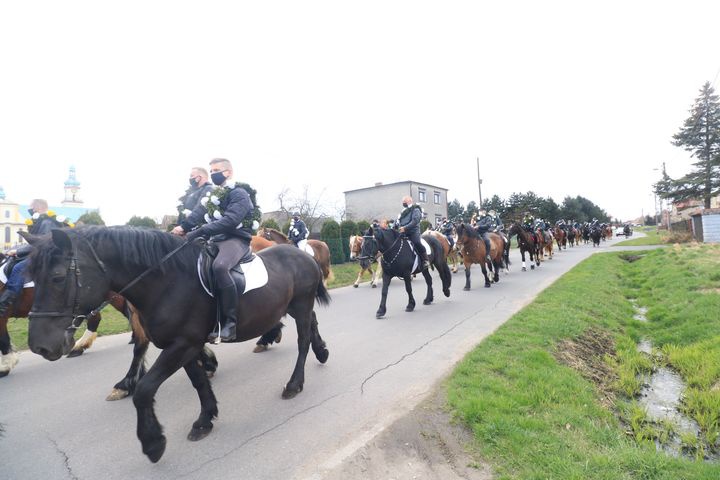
196,244,268,298
301,243,314,256
0,257,34,289
407,238,432,272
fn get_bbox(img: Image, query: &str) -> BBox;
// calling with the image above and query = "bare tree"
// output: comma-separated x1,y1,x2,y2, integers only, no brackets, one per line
276,185,331,232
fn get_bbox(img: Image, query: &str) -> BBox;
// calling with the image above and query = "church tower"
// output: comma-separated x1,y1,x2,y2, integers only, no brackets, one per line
62,165,83,206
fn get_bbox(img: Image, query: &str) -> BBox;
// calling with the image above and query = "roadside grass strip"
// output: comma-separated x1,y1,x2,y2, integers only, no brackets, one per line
447,244,720,479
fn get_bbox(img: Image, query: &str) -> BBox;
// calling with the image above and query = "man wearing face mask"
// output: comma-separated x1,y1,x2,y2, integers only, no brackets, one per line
177,167,213,225
397,195,429,270
0,199,61,318
288,212,309,251
171,158,254,343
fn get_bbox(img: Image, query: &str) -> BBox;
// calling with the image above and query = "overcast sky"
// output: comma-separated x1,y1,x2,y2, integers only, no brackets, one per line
1,1,719,225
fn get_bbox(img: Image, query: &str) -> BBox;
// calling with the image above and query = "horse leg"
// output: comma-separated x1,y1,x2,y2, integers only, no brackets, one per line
133,340,200,463
492,257,500,283
184,354,219,442
421,269,433,305
480,260,492,288
353,268,363,288
529,249,536,270
520,249,527,272
253,322,284,353
376,273,391,318
68,313,101,358
463,261,472,290
106,335,149,401
0,317,19,379
283,303,315,398
404,275,417,311
369,266,377,288
309,311,329,364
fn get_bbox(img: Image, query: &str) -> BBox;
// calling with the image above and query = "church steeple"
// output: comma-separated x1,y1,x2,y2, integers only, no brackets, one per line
62,165,83,205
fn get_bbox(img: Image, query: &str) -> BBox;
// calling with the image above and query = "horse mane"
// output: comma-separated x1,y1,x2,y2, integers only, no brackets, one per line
28,226,200,279
264,227,289,241
458,223,481,239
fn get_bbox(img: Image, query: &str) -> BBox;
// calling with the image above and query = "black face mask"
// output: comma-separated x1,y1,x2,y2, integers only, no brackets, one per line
189,177,199,188
402,203,408,208
211,171,226,186
27,208,34,216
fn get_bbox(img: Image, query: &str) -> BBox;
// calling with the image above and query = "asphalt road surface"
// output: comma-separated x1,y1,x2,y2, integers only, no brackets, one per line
0,235,650,479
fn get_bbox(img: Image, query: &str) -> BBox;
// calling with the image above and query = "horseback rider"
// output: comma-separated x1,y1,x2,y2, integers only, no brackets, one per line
474,209,494,264
438,217,455,248
288,212,309,251
177,167,214,224
488,209,504,232
590,217,599,230
522,212,535,232
397,195,429,270
171,158,254,343
0,199,61,318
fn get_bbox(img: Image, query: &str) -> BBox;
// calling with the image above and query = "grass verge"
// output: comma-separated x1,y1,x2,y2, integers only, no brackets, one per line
447,244,720,479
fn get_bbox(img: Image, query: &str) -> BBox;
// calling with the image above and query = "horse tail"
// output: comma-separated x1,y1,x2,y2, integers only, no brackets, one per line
504,236,511,267
315,277,331,306
425,234,452,295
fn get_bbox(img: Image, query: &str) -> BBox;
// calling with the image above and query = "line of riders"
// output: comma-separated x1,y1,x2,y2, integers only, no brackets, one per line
434,211,612,252
0,160,314,346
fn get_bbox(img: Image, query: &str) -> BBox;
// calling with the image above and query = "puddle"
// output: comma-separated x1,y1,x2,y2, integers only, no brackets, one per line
637,338,703,458
630,300,648,322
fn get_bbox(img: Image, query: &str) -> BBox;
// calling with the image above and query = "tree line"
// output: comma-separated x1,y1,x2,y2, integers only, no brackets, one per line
447,192,610,224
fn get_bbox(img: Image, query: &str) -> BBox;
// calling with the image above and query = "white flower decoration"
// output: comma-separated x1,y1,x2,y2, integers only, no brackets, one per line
211,195,220,206
213,210,223,220
32,212,40,220
56,215,67,223
204,213,211,223
252,220,260,230
200,197,209,207
183,209,192,216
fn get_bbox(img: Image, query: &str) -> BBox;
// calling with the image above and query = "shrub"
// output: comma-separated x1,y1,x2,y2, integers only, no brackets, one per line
321,220,346,264
340,220,358,261
261,218,280,231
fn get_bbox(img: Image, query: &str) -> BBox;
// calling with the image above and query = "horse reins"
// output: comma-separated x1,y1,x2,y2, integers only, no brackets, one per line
29,237,191,337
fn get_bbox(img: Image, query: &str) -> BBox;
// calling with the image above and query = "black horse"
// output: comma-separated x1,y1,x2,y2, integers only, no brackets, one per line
23,226,330,463
590,227,602,247
507,224,540,271
369,227,451,319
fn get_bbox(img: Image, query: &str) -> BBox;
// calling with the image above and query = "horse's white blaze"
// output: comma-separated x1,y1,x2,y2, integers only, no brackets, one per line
0,351,19,373
72,330,98,351
349,236,357,260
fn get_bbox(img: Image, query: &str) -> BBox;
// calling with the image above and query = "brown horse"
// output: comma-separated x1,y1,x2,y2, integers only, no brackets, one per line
553,226,567,251
258,227,333,283
455,223,507,290
425,227,461,274
604,225,613,240
536,228,554,261
349,235,382,288
508,224,541,271
567,226,578,247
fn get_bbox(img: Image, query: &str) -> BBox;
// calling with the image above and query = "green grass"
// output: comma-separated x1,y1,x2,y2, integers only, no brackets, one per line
614,228,665,246
8,261,367,351
447,244,720,479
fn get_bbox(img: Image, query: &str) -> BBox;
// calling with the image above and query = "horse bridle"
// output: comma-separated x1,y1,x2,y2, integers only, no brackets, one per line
28,238,107,338
29,236,190,339
380,232,405,267
355,235,378,262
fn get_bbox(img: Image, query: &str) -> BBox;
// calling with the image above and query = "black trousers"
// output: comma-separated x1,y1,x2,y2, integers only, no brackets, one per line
406,230,426,258
212,237,250,288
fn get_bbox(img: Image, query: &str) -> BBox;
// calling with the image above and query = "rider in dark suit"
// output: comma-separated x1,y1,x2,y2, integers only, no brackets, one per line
0,199,61,317
177,167,214,224
172,158,254,343
397,196,429,270
474,210,494,263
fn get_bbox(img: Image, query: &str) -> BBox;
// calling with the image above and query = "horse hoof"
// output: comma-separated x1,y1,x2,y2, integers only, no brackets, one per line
282,385,303,399
371,284,377,288
353,284,359,288
187,424,213,442
106,388,130,401
406,305,415,312
485,283,491,288
530,265,535,270
66,349,84,358
253,344,269,353
443,289,450,297
423,300,432,306
316,348,329,364
0,371,9,379
144,436,167,464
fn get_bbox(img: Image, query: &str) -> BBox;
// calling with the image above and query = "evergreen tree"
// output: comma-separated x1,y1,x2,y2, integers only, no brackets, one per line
77,211,105,225
357,220,371,235
126,216,158,229
321,220,345,264
656,82,720,208
447,199,465,221
260,218,280,230
340,220,358,261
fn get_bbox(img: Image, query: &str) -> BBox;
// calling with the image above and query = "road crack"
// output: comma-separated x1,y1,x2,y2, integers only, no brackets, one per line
178,389,351,478
46,434,78,480
360,297,506,395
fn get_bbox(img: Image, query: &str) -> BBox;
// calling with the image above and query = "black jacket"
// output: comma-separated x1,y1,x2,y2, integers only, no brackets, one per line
182,185,254,241
288,219,308,243
398,205,423,234
178,183,214,221
475,215,494,234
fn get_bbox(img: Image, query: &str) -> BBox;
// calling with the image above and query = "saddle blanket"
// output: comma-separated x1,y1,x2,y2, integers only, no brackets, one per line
407,238,432,272
197,255,269,298
0,260,33,288
302,243,314,256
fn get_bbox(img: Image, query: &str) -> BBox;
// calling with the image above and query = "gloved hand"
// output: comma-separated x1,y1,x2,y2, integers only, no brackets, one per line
185,228,207,243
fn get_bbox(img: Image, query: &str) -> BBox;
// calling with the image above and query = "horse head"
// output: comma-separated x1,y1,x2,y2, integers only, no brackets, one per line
21,229,111,361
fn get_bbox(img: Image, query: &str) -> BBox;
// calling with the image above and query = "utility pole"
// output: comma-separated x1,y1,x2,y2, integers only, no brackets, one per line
476,157,483,208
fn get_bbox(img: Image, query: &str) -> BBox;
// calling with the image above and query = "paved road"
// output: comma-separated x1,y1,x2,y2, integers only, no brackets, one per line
0,235,650,479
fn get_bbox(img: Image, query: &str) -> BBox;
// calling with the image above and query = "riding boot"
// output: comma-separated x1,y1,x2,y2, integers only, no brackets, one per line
0,289,19,317
218,283,238,342
483,236,492,264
